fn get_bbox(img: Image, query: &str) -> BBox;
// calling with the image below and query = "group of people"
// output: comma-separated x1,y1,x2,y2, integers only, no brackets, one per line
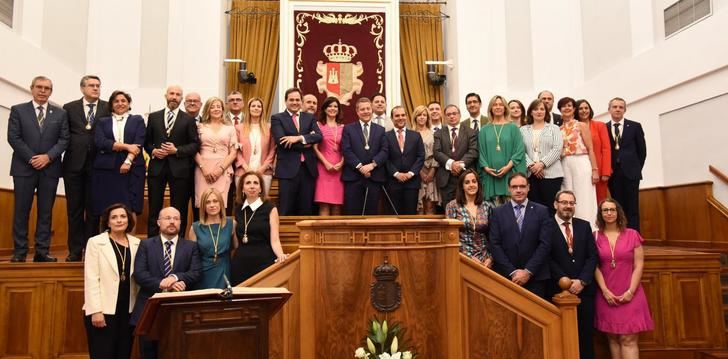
8,74,651,359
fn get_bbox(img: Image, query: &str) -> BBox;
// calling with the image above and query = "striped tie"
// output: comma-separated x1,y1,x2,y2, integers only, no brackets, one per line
163,240,173,277
514,204,524,232
165,111,175,136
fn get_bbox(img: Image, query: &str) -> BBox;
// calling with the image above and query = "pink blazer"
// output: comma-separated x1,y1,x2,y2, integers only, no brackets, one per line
235,123,276,176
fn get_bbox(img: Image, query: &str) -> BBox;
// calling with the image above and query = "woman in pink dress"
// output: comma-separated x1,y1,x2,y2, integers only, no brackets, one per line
313,97,344,215
594,198,654,359
194,97,239,210
234,97,275,197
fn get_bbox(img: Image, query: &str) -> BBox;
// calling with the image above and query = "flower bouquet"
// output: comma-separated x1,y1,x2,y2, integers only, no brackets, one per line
353,318,415,359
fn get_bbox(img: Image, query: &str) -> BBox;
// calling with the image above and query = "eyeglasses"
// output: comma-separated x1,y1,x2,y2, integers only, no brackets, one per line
509,185,527,190
160,216,181,221
556,201,576,206
228,98,243,103
601,208,617,213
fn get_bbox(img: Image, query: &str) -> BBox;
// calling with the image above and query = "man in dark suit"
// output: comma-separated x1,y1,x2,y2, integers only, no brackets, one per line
538,90,562,126
384,106,424,215
341,97,389,215
433,105,478,206
270,88,322,215
183,92,203,222
62,75,110,261
144,85,200,237
489,173,552,298
549,190,598,359
7,76,69,262
605,97,646,232
462,92,490,132
132,206,201,359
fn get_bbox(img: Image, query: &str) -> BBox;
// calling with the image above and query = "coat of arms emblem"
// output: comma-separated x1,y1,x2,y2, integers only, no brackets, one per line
316,39,364,106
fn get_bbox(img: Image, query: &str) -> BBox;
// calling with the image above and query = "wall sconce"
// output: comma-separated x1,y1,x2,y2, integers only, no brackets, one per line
224,59,257,84
425,60,453,86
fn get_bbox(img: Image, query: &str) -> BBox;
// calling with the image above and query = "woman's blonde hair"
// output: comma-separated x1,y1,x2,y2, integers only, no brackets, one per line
410,105,431,130
241,97,269,137
201,97,230,125
198,188,228,226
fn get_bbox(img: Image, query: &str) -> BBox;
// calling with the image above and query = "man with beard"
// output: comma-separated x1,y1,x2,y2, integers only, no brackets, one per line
549,190,597,359
144,85,199,236
538,90,562,126
489,173,552,298
303,93,318,114
132,206,201,359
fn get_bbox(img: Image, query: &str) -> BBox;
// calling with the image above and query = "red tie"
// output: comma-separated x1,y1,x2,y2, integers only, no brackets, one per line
397,129,405,152
292,113,300,132
451,127,458,153
233,116,239,126
563,222,573,254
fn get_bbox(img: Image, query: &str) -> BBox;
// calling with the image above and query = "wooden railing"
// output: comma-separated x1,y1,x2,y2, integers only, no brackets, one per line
710,165,728,185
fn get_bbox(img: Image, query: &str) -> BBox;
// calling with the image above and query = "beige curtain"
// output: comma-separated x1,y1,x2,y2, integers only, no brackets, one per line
399,4,444,115
226,0,279,117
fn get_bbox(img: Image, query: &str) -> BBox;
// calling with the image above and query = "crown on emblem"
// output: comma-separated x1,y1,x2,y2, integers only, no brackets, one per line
323,39,357,63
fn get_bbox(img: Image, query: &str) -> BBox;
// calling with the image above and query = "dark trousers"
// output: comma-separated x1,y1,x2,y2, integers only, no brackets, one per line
438,175,458,208
226,177,236,216
64,166,100,257
608,165,641,232
277,167,315,216
576,294,596,359
84,314,134,359
523,279,548,300
12,173,59,256
344,178,383,215
385,181,419,215
528,176,563,216
190,167,200,223
147,165,192,237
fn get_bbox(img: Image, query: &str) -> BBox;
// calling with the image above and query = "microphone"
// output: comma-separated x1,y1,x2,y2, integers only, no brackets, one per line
220,274,233,300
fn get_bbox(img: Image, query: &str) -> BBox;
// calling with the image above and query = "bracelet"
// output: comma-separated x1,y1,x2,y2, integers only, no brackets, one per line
626,289,633,296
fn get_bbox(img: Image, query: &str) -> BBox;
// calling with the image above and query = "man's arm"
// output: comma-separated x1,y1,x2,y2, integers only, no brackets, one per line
488,209,517,275
7,106,36,163
174,242,202,286
174,116,200,157
46,109,70,161
524,208,553,275
460,129,479,168
132,240,163,293
578,223,598,284
635,122,647,168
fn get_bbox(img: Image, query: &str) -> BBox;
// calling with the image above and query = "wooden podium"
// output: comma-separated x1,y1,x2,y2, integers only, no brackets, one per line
135,287,291,359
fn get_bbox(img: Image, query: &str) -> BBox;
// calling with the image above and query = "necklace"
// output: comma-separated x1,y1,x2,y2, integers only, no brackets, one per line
493,123,506,151
465,202,478,230
206,221,223,264
242,206,258,244
607,233,618,268
328,122,340,151
110,234,129,282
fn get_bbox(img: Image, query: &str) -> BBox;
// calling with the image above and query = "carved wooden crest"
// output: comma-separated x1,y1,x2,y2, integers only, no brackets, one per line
370,256,401,312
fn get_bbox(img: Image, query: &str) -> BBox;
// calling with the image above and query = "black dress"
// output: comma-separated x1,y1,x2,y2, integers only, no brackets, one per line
231,201,276,285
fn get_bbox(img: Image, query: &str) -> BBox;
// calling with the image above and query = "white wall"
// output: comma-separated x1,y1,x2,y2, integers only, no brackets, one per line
0,0,228,190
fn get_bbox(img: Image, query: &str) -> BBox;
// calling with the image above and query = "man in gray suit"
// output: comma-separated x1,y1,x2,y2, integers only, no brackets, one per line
433,105,478,205
7,76,70,262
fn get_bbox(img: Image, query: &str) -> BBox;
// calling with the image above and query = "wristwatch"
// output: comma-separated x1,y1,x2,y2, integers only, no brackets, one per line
124,159,132,166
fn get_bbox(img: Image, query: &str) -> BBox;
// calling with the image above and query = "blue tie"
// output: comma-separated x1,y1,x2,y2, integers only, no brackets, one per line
514,204,524,231
163,240,173,277
86,103,96,125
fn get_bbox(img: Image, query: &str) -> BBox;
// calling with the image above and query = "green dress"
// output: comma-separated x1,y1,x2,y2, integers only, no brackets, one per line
478,122,526,200
191,218,233,289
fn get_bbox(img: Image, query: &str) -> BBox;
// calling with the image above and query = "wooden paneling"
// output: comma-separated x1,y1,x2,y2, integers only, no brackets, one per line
640,181,728,249
0,189,69,257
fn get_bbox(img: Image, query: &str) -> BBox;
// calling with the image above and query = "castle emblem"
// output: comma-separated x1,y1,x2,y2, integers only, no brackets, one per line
316,39,364,106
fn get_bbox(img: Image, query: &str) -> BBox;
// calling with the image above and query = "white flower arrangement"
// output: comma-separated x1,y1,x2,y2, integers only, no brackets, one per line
353,319,415,359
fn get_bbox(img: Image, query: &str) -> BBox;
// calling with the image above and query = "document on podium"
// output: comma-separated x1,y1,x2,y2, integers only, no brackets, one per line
151,286,290,299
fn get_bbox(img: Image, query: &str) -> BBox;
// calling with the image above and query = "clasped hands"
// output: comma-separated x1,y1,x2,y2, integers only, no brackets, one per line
511,269,532,286
160,275,186,292
152,142,178,159
359,163,376,178
29,154,51,170
602,288,634,306
394,172,414,183
279,135,306,149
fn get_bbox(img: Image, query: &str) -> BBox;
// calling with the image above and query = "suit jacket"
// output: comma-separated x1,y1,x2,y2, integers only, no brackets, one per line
131,235,202,324
551,113,563,127
270,111,322,178
341,121,389,183
520,123,564,179
461,114,490,131
234,123,276,176
489,200,552,281
62,98,110,173
7,101,69,178
432,125,479,187
144,109,200,178
606,119,646,180
385,129,425,189
93,115,146,170
83,232,141,315
548,217,597,296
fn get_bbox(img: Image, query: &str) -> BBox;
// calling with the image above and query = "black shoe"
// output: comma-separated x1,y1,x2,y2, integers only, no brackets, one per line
33,254,58,262
10,255,26,262
65,253,83,262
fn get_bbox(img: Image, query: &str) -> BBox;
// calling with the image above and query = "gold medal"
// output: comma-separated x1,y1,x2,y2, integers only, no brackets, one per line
610,259,616,268
120,273,126,282
85,123,92,130
242,234,248,244
364,145,370,150
496,144,501,151
213,254,218,264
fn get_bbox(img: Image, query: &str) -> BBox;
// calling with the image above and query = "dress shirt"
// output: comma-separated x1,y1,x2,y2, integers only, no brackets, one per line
286,110,307,144
241,197,264,211
554,214,571,246
392,127,415,177
32,101,46,118
82,98,99,119
113,114,128,142
165,107,180,122
356,119,376,168
610,118,623,140
160,235,179,278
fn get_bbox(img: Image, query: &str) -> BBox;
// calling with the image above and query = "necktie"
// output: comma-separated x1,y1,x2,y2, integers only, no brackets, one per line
163,240,173,277
450,127,458,153
363,122,370,143
473,119,479,131
397,129,405,152
613,123,621,150
165,111,175,135
514,204,524,231
563,221,574,254
292,113,300,132
37,106,45,127
233,115,240,126
86,103,96,126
